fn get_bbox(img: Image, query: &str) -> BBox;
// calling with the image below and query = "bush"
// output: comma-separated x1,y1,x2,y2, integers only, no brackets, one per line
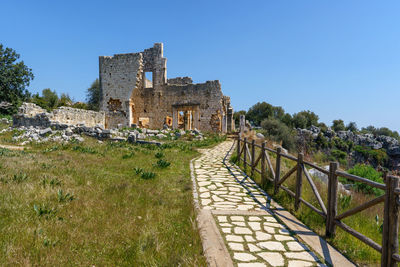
141,171,156,180
155,159,170,168
261,118,296,151
346,164,384,196
354,145,388,165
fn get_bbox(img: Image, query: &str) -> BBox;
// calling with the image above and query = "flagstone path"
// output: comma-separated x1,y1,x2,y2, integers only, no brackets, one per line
192,141,328,267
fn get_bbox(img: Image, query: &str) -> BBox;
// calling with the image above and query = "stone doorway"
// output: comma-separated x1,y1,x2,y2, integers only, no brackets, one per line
172,104,200,131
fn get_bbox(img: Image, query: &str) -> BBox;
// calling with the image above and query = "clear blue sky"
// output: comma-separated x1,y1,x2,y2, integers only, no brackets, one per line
1,1,400,131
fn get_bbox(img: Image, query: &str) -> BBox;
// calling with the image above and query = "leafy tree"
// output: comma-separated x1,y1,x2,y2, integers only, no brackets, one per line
261,118,295,151
292,110,319,129
346,121,358,132
332,119,346,132
86,79,101,111
0,44,34,114
317,122,328,133
281,113,293,127
233,110,246,124
58,93,72,107
31,88,62,111
246,102,287,126
42,88,59,110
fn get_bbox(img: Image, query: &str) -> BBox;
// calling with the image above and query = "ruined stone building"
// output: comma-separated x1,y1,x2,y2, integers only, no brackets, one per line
99,43,234,132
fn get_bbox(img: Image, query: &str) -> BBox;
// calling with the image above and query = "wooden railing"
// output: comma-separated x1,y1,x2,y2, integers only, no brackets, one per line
236,137,400,267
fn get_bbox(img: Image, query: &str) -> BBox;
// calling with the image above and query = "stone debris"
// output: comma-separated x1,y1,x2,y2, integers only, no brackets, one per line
1,117,204,145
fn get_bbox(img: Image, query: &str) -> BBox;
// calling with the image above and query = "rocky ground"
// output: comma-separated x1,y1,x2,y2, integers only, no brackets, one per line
298,125,400,157
0,118,204,145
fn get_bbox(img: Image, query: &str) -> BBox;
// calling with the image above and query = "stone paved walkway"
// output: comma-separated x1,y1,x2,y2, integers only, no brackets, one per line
193,141,326,267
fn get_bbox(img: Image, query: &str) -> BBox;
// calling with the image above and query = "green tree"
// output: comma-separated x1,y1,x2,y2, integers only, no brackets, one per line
261,118,295,151
246,102,287,126
332,119,346,132
233,110,246,126
0,44,34,114
292,110,319,129
42,88,59,110
86,79,101,111
58,93,72,107
346,121,358,132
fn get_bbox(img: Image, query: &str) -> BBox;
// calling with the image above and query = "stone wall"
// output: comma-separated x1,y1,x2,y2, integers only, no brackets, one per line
13,103,105,128
51,107,105,127
167,77,193,85
99,43,235,132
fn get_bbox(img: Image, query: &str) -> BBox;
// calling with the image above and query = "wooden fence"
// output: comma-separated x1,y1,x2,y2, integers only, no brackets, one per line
236,137,400,267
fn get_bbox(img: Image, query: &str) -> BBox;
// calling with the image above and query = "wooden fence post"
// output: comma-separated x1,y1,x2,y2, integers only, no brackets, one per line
251,140,255,177
261,142,266,186
295,153,304,211
237,137,241,165
326,161,338,237
274,147,281,195
381,175,400,267
243,137,247,172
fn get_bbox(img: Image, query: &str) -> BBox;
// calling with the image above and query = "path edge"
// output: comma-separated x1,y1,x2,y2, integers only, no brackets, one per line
190,155,234,267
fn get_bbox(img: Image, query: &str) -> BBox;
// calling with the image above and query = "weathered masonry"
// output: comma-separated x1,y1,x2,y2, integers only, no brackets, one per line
99,43,234,132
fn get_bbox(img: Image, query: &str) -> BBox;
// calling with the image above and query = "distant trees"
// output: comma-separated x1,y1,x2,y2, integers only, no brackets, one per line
361,126,400,139
233,110,246,124
246,102,285,126
0,44,34,114
31,88,73,111
86,79,101,111
346,121,358,133
292,110,319,129
332,119,346,132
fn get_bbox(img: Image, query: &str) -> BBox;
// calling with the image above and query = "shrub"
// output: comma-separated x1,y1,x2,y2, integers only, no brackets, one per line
346,164,384,196
230,154,238,164
134,167,143,174
141,171,156,179
314,133,328,149
72,145,97,154
155,159,170,168
261,118,296,151
354,145,388,165
330,149,347,160
122,152,135,159
155,152,164,158
33,204,56,218
12,172,28,183
57,189,74,202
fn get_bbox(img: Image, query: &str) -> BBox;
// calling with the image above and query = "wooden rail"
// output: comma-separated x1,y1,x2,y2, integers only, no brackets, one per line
235,137,400,267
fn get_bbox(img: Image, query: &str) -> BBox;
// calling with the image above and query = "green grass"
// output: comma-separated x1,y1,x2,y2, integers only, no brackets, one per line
232,145,386,265
0,133,225,266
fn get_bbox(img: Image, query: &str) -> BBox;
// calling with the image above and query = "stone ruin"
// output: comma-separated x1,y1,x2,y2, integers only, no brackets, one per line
13,43,234,133
99,43,234,132
13,103,105,128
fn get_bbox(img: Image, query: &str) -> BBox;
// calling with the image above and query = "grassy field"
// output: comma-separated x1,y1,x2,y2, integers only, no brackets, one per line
0,126,225,266
232,144,386,266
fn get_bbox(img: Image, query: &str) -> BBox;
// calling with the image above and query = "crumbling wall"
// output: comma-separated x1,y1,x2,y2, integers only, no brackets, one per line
52,107,105,127
167,77,193,85
13,103,105,128
99,52,143,128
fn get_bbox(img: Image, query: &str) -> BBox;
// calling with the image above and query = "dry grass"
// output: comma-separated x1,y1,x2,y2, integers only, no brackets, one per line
0,134,225,266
